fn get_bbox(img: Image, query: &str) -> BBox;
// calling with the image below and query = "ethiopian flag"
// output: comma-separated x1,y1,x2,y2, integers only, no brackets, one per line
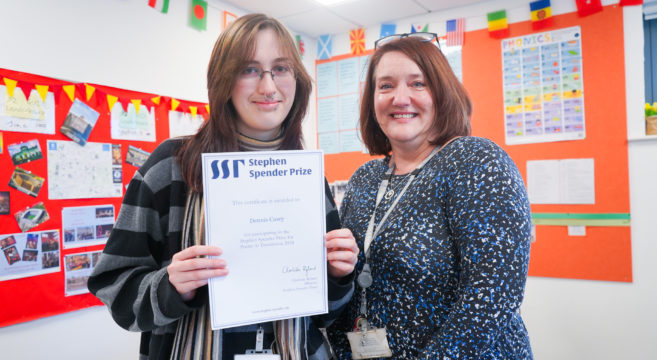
487,10,509,39
190,0,207,31
530,0,552,30
350,28,365,55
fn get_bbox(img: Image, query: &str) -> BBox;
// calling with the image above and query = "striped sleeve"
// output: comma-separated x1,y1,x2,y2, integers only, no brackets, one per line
88,139,201,332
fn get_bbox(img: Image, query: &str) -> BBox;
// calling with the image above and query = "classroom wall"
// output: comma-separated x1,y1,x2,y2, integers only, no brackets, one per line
0,1,655,359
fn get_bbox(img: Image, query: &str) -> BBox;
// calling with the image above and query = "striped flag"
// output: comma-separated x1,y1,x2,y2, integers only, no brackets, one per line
148,0,169,13
446,18,465,47
530,0,553,30
575,0,602,17
487,10,509,39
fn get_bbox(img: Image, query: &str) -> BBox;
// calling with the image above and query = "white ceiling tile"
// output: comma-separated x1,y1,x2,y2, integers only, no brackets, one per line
330,0,428,28
279,7,359,38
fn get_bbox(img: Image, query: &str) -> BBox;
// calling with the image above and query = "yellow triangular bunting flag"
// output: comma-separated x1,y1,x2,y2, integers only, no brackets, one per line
3,78,17,98
151,96,161,105
35,85,49,102
190,106,198,118
131,99,142,114
171,98,180,111
205,104,210,114
107,94,118,111
85,84,95,101
63,85,76,102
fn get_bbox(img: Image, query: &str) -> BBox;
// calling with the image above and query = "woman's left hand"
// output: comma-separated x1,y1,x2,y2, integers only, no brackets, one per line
325,228,359,278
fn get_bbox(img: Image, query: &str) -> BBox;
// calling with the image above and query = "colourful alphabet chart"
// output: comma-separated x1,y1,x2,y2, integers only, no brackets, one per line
502,26,585,145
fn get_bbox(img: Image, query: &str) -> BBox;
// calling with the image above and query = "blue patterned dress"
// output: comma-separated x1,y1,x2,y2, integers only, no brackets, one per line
328,136,533,359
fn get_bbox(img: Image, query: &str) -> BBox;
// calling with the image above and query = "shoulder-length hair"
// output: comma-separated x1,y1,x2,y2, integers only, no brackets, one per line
178,13,312,192
360,37,472,155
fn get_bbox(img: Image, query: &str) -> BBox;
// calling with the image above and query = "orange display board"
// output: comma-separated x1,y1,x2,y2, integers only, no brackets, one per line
321,5,631,282
0,68,207,327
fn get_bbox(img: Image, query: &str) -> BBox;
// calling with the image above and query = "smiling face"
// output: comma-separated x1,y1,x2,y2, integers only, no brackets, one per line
373,51,436,152
231,28,296,140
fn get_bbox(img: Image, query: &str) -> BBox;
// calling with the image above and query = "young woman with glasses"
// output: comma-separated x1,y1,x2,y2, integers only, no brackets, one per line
327,34,533,359
88,14,358,360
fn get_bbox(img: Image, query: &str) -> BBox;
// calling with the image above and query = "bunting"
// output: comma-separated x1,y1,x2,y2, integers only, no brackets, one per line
107,94,118,111
411,24,429,33
446,18,465,47
349,28,365,55
487,10,509,39
318,34,332,60
85,84,96,102
295,35,305,59
171,98,181,111
2,77,17,98
62,85,76,102
35,85,49,102
575,0,602,17
190,0,207,31
148,0,169,13
530,0,553,30
619,0,642,5
380,24,396,39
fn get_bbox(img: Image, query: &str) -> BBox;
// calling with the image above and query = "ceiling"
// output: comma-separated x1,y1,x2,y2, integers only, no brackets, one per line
221,0,489,38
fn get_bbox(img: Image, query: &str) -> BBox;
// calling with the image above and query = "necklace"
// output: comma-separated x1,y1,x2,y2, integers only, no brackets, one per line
383,172,411,200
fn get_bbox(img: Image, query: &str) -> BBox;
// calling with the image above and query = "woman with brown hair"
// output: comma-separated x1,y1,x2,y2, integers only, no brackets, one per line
89,14,358,360
328,33,533,359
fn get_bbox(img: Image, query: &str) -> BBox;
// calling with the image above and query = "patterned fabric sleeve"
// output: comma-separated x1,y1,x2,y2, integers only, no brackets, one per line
420,140,532,358
87,139,201,332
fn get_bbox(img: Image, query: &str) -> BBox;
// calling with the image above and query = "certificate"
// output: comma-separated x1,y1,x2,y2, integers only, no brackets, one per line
201,150,327,330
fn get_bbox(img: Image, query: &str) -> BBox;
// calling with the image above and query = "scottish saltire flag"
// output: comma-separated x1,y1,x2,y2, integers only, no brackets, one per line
318,34,332,60
446,18,465,46
530,0,553,30
411,24,428,33
380,24,396,38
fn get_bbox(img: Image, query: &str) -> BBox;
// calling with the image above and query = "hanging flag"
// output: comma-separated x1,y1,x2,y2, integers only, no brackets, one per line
107,94,118,111
487,10,509,39
380,24,396,39
85,84,95,101
171,98,181,111
350,28,365,55
2,78,17,98
530,0,553,30
619,0,642,5
295,35,305,59
318,34,332,60
148,0,169,13
446,18,465,47
190,0,207,31
35,85,49,102
411,24,429,33
62,84,76,102
575,0,602,17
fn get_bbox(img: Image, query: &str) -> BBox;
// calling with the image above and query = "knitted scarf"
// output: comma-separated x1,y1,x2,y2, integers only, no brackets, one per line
170,132,303,360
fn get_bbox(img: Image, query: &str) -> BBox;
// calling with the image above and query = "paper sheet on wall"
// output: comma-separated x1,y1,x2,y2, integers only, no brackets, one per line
502,26,586,145
110,102,156,142
169,110,204,138
61,205,115,249
527,158,594,204
0,230,61,282
0,86,55,134
47,140,123,199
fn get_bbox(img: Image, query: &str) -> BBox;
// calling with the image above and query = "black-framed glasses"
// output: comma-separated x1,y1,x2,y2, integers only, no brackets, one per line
374,32,439,49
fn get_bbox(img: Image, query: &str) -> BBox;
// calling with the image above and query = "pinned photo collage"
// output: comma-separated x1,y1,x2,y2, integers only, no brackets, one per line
0,230,61,282
64,250,101,296
62,204,115,249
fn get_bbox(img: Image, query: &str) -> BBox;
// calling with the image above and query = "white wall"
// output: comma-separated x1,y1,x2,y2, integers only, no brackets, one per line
1,1,655,359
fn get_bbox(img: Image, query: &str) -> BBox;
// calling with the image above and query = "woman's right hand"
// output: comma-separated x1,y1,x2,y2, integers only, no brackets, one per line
167,245,228,302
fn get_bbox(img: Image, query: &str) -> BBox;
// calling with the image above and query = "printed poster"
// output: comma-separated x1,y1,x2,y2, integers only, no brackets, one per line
0,230,61,282
110,102,156,142
64,250,102,296
47,140,123,199
0,86,56,134
502,26,586,145
62,205,115,249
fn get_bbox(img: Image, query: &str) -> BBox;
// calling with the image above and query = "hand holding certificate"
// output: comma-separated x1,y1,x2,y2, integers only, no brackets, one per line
201,150,328,330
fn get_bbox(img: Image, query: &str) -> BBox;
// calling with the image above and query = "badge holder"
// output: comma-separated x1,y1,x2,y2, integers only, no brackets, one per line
234,326,281,360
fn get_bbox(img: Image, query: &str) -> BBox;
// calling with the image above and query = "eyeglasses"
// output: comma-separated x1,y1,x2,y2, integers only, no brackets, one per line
374,32,439,49
238,64,296,86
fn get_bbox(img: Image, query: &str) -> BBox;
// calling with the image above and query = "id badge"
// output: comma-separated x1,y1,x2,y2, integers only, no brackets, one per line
346,327,392,359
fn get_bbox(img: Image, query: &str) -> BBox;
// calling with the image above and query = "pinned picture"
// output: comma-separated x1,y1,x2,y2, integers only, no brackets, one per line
8,167,45,197
41,231,59,252
8,139,43,165
22,249,38,261
0,235,17,249
60,98,100,146
0,191,9,214
3,246,20,265
126,145,151,168
25,233,38,249
14,202,50,232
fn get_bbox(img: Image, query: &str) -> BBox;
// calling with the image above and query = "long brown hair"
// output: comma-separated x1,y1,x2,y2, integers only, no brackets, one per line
360,38,472,155
178,13,312,192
